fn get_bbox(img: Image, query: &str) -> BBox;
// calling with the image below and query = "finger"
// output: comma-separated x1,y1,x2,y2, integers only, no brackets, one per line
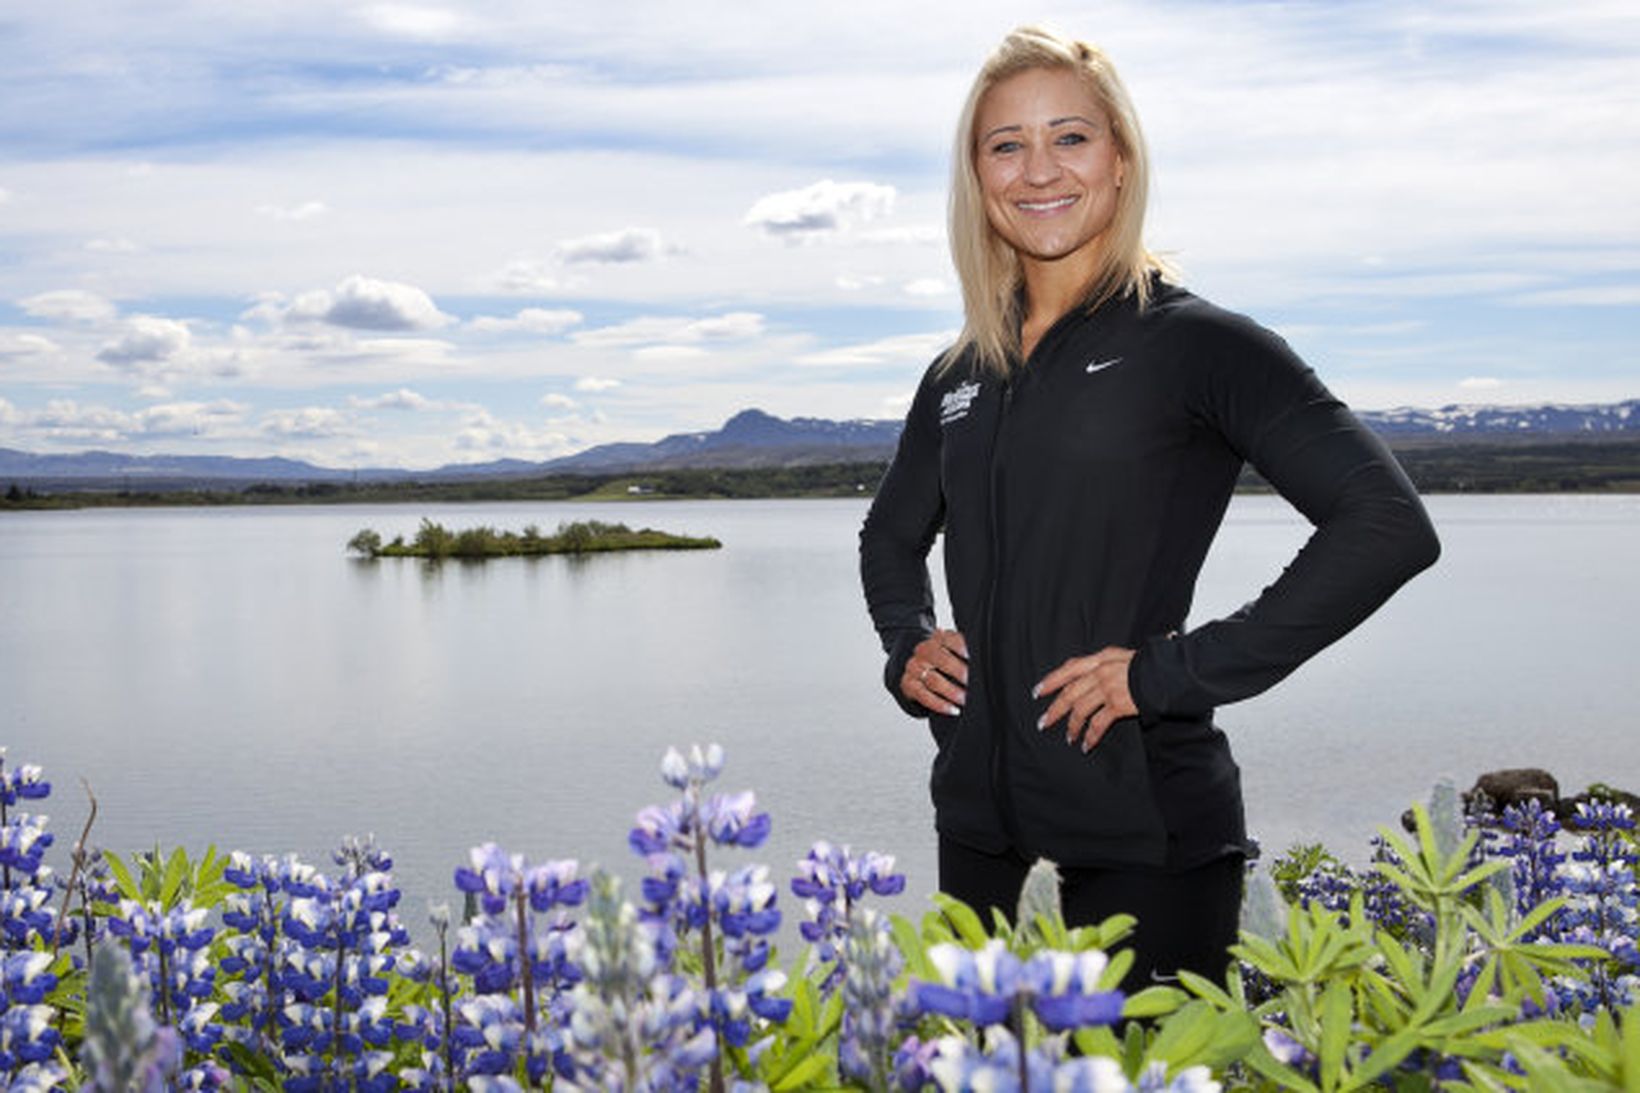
925,631,970,683
1037,667,1102,730
1033,654,1097,700
1064,695,1106,749
904,661,961,716
1080,708,1118,752
923,664,967,708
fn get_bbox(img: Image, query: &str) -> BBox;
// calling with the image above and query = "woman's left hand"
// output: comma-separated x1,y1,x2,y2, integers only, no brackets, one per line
1033,646,1138,752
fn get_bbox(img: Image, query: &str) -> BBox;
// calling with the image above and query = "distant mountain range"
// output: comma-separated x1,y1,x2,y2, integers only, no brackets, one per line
2,400,1635,487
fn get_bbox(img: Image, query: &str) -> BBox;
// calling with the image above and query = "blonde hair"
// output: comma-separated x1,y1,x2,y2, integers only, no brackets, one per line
944,26,1166,376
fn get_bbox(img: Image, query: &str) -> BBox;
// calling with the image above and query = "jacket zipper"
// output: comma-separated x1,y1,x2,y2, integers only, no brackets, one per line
984,377,1024,851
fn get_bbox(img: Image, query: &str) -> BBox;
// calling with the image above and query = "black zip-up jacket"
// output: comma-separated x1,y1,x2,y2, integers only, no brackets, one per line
859,280,1440,870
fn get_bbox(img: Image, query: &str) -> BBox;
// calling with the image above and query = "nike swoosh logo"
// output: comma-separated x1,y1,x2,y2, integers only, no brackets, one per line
1085,357,1123,374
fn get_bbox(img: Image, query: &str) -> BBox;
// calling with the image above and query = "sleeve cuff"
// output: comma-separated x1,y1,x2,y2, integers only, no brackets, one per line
884,630,932,720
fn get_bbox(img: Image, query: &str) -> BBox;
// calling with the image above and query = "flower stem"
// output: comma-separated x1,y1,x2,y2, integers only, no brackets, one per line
437,919,454,1092
693,814,725,1093
516,888,537,1034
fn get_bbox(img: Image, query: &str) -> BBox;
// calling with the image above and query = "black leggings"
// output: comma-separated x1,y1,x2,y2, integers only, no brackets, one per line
938,837,1243,989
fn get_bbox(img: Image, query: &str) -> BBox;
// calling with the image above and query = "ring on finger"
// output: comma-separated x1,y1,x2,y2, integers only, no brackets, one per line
918,665,932,684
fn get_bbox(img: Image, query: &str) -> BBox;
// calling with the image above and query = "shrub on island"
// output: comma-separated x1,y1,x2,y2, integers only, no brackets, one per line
346,518,721,559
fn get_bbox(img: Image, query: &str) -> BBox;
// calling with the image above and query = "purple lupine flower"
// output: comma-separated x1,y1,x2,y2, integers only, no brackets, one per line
559,871,716,1089
0,758,51,807
793,840,908,993
910,941,1022,1026
1497,800,1567,933
0,813,53,878
837,909,907,1089
1560,800,1640,1009
1021,949,1126,1031
910,940,1126,1034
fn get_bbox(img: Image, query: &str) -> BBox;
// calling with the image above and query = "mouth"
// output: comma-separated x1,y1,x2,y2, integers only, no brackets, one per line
1016,196,1078,213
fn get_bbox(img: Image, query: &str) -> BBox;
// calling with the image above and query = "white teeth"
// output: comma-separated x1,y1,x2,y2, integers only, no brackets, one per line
1018,197,1076,212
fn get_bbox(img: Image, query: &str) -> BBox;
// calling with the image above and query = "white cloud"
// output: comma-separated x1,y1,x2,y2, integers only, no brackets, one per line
467,307,583,334
1458,377,1504,391
4,398,244,442
836,274,886,291
0,333,59,359
453,408,568,455
574,376,621,392
136,400,247,437
554,227,668,265
902,278,950,297
261,407,354,438
85,237,139,253
797,330,956,367
489,259,565,295
744,180,896,241
19,289,117,324
96,316,192,368
358,3,469,40
634,345,707,362
572,311,764,349
256,201,329,222
349,388,434,411
0,187,11,205
540,393,577,410
280,275,454,331
860,225,943,247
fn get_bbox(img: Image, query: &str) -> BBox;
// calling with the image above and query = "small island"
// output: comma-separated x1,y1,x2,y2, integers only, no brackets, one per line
347,518,721,559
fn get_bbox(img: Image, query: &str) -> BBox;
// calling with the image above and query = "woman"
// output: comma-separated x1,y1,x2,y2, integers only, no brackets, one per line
859,26,1439,986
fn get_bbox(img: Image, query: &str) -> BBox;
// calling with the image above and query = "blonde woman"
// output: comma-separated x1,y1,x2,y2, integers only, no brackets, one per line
860,26,1438,986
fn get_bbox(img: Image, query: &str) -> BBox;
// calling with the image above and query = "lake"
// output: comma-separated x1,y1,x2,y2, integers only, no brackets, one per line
2,494,1637,933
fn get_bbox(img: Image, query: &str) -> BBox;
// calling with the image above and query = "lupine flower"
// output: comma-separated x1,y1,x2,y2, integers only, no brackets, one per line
1558,801,1640,1009
0,813,53,879
793,840,906,993
0,757,51,807
837,909,907,1088
559,870,717,1090
78,945,178,1093
1496,800,1567,932
910,940,1126,1033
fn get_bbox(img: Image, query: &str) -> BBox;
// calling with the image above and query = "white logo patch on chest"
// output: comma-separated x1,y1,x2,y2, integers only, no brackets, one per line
939,380,982,425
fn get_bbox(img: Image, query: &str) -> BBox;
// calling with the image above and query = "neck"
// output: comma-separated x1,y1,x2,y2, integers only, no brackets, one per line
1019,250,1102,356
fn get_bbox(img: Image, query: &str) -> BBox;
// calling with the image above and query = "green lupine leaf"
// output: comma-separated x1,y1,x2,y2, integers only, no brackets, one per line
770,1052,833,1091
1122,984,1187,1020
1072,1026,1123,1061
1347,1027,1422,1089
1318,978,1353,1092
929,892,990,948
1176,968,1237,1011
160,845,189,906
104,851,140,902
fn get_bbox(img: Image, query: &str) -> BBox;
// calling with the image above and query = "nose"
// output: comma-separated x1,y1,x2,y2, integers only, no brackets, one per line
1022,139,1061,186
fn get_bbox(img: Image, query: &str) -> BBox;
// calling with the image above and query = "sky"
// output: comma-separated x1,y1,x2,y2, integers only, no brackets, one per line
0,1,1636,469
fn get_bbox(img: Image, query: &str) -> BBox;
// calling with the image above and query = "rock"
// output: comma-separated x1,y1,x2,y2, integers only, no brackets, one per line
1466,768,1560,813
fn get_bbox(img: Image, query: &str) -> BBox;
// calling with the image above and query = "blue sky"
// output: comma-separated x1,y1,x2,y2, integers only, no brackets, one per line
0,0,1635,468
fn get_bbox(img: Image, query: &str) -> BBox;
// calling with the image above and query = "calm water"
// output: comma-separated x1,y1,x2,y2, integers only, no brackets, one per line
2,495,1637,928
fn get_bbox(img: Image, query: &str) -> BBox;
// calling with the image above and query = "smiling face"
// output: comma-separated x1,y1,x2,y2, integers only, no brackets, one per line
973,66,1125,280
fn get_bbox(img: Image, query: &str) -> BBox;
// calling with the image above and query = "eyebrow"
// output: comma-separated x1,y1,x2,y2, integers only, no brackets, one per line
978,115,1101,143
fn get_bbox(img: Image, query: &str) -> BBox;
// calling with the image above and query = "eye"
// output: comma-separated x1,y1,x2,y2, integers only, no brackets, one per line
988,139,1021,155
1055,132,1088,146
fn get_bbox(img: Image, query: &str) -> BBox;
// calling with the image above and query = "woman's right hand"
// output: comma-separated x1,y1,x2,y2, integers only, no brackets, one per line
901,628,969,716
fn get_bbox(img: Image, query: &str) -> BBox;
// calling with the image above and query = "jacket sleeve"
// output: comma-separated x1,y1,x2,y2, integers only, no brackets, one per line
860,367,947,719
1128,314,1441,721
